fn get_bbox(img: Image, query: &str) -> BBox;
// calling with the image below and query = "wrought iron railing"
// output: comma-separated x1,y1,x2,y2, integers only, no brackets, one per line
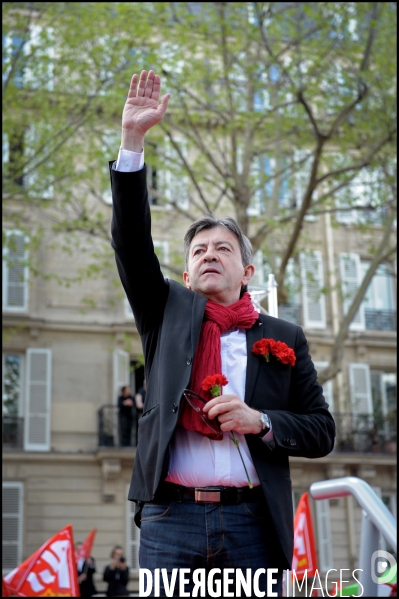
333,412,397,454
2,417,24,449
98,406,396,454
365,309,396,331
98,405,140,448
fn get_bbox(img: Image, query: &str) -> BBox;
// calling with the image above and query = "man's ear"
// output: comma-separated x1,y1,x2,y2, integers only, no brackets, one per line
183,271,191,289
242,264,255,286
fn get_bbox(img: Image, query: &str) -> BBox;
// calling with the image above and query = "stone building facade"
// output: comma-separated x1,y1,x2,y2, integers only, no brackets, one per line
3,163,396,594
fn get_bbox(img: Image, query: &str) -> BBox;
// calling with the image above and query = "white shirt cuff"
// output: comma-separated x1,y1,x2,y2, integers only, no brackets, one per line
114,147,145,172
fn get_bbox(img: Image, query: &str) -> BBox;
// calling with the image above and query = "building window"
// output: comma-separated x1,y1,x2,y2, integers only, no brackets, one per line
340,254,396,332
362,263,396,331
300,251,327,329
2,482,24,573
2,349,52,452
370,371,397,436
2,230,29,312
2,354,24,449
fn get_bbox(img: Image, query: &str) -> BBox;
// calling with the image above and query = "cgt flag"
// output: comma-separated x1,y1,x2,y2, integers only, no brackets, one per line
75,529,97,563
291,491,318,579
3,523,80,597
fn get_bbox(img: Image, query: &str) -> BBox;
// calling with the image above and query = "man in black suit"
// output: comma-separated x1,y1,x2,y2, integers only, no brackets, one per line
110,69,335,597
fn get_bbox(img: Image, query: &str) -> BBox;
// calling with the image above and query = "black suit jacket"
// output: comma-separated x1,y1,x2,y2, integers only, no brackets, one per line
110,163,335,569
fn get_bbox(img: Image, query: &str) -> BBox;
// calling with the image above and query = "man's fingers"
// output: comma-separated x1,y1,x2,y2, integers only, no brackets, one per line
128,73,138,98
144,70,155,98
151,75,161,101
137,70,147,97
157,94,170,118
206,400,233,420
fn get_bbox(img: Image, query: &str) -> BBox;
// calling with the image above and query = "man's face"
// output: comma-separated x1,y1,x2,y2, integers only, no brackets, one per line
183,226,254,306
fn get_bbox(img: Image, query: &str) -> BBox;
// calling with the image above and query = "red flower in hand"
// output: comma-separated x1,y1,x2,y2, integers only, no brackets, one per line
202,374,228,397
252,338,296,366
201,373,252,489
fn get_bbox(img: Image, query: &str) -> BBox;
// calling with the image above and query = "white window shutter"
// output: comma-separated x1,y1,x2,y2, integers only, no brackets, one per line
314,362,334,413
154,240,169,277
3,231,29,312
339,253,365,331
2,482,24,573
126,484,140,572
251,250,265,287
315,499,334,572
25,126,55,200
113,349,130,404
300,251,326,329
164,168,189,210
162,137,189,210
24,349,51,451
102,130,120,204
349,363,373,415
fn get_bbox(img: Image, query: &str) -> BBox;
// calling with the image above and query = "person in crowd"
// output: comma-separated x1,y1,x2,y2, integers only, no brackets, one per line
118,385,134,446
109,69,335,597
75,542,97,597
103,545,129,597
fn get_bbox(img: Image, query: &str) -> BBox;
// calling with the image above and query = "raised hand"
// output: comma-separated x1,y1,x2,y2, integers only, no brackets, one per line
121,70,170,152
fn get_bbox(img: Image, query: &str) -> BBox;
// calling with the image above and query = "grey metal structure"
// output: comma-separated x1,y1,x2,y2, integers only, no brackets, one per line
310,476,397,597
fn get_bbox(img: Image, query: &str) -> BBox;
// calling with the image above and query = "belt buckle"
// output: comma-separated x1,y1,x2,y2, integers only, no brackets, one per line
194,488,221,503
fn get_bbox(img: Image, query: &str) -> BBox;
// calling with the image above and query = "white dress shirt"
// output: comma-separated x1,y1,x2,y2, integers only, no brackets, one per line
113,147,273,488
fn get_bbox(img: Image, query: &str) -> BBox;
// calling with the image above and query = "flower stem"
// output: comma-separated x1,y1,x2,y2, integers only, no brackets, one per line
230,432,253,489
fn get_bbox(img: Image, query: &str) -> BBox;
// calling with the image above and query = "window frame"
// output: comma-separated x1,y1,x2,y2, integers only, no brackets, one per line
2,229,29,313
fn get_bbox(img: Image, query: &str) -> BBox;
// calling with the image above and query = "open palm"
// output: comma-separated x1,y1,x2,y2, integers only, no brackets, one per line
122,70,170,137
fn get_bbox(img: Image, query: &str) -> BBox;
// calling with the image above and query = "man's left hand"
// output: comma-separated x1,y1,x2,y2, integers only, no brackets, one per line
203,394,263,435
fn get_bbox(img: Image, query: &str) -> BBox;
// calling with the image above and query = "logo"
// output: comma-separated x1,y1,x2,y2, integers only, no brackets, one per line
370,550,397,585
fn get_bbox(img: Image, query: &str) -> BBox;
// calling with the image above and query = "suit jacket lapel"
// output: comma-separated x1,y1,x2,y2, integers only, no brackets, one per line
244,320,265,405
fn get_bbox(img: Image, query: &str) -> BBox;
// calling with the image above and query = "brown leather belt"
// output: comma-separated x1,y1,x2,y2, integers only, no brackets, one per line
153,481,264,505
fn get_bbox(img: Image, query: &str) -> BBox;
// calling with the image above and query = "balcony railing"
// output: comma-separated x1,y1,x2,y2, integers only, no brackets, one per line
98,405,139,448
2,417,24,449
333,412,397,454
98,407,396,454
365,309,396,331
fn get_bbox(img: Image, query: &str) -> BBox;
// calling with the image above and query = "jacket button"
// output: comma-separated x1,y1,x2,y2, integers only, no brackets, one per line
186,356,192,365
172,404,178,413
290,439,297,446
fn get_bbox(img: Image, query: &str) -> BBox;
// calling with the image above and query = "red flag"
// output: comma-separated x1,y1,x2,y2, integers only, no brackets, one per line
75,529,97,563
3,523,80,597
2,578,12,597
291,491,318,580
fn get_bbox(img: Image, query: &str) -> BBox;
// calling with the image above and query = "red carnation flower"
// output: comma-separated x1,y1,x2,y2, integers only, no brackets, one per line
252,338,296,366
202,374,228,397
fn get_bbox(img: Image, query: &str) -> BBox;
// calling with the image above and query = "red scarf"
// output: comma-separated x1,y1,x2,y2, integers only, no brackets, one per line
178,292,259,439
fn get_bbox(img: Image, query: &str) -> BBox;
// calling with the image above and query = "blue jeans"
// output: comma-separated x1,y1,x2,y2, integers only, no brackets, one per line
139,499,283,597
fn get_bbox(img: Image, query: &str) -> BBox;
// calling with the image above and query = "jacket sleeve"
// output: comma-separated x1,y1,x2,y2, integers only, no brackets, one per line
265,326,336,458
109,163,169,336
